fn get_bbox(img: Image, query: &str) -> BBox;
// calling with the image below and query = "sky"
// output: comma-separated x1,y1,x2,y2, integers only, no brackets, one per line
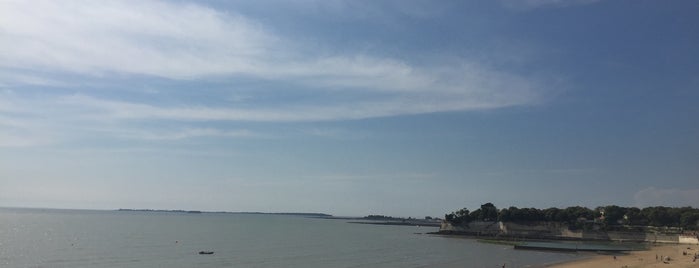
1,0,698,217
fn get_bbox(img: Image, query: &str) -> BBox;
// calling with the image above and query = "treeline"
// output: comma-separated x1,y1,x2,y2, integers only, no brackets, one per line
364,215,401,220
445,203,699,230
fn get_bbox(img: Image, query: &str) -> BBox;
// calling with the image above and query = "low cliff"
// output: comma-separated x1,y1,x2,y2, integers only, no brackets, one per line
439,221,502,236
438,221,699,244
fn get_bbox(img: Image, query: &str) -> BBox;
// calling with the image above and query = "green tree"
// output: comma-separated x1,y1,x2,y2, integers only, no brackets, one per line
543,207,561,222
445,208,473,225
642,206,676,227
624,207,644,225
498,207,513,222
480,203,498,221
680,211,699,230
562,206,594,226
469,209,482,221
447,204,698,229
600,205,626,226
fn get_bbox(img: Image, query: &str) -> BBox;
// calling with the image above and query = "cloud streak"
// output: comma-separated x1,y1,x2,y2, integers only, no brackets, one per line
1,0,434,89
498,0,602,10
0,0,551,146
0,0,543,94
0,0,274,79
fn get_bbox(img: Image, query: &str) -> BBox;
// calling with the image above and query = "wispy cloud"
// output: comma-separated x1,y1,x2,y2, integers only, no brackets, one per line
0,0,437,88
0,93,258,146
0,0,544,95
499,0,602,10
0,0,274,79
0,132,53,147
113,128,255,141
0,110,59,147
293,172,439,184
54,87,537,122
0,0,552,146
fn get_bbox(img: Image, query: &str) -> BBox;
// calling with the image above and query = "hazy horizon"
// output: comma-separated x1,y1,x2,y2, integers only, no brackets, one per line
1,0,698,218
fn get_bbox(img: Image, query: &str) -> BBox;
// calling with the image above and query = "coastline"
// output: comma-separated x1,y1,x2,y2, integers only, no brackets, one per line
547,243,699,268
429,231,698,268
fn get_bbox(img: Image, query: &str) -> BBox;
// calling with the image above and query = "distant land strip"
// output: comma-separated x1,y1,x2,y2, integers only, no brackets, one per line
116,209,332,217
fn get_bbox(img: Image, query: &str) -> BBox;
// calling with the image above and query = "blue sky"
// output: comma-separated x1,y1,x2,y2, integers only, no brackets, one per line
1,0,698,217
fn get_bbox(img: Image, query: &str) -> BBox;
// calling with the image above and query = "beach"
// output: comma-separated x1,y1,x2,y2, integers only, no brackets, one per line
549,244,699,268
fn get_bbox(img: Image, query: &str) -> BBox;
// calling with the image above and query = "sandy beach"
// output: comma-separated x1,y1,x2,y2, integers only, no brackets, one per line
549,244,699,268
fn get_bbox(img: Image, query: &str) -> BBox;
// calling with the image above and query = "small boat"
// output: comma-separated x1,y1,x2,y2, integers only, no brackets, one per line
199,251,214,255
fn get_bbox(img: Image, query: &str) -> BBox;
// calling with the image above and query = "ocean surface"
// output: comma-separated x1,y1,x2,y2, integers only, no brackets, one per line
0,208,585,268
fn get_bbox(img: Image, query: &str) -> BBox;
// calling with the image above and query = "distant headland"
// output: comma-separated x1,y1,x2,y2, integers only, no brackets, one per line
438,203,699,244
345,214,442,227
116,208,332,218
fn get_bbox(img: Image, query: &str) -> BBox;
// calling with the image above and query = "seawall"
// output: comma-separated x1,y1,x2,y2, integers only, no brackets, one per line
438,221,699,244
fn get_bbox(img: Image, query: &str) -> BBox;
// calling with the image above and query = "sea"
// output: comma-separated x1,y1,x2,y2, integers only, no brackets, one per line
0,208,586,268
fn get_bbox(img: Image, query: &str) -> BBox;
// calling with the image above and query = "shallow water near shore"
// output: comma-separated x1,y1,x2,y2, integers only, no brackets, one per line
0,208,586,268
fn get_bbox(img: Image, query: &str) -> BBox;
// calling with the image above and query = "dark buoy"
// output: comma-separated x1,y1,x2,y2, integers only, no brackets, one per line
199,251,214,255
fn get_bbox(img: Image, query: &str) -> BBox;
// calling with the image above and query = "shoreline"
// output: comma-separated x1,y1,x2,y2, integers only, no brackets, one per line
429,233,698,267
547,243,699,268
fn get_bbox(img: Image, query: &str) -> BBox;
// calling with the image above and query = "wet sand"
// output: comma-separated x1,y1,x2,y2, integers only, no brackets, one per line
548,244,699,268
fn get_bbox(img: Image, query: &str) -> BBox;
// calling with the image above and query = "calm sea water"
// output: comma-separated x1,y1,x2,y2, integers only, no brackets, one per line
0,208,584,268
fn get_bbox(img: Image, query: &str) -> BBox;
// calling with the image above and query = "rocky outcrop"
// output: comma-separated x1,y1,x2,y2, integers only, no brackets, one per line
439,221,502,236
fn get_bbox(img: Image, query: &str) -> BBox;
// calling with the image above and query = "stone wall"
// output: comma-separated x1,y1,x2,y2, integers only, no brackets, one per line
439,221,695,244
679,235,699,245
439,220,501,236
500,221,568,239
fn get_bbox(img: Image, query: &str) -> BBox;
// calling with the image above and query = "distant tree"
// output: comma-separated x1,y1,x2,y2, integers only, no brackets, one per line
469,209,482,222
516,207,532,221
498,207,513,222
680,211,699,230
480,203,498,221
455,208,470,219
447,204,698,229
543,207,561,222
600,205,627,227
642,206,676,227
563,206,593,223
524,208,544,221
509,207,523,221
624,207,645,225
365,215,393,220
496,206,545,222
445,208,473,225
